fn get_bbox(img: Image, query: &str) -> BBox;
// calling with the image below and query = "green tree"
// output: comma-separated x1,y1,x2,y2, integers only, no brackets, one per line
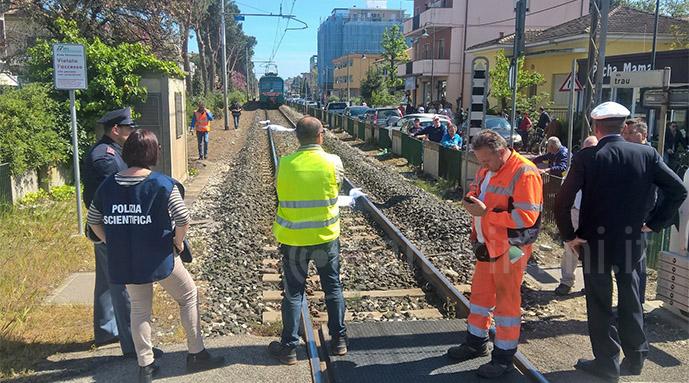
25,18,184,151
360,66,385,105
489,50,550,116
612,0,689,17
0,84,69,175
380,25,409,90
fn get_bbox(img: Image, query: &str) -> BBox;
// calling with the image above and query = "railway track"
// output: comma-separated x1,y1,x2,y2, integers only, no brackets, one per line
266,109,547,382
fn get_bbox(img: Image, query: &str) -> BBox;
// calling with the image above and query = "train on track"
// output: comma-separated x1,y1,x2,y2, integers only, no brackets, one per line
258,73,285,108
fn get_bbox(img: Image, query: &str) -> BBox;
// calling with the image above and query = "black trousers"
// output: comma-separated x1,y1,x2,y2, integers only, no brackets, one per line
582,245,649,376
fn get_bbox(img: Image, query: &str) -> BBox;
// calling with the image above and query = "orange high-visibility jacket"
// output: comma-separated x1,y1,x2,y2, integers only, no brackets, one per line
194,111,211,132
468,150,543,258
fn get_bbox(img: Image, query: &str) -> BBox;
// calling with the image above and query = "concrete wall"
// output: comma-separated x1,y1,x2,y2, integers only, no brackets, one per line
422,140,440,178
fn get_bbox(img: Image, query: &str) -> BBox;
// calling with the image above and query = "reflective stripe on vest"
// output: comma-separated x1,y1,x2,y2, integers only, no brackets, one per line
194,111,210,132
273,147,340,246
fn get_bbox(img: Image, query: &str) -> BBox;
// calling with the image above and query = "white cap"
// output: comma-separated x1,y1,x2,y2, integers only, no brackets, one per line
590,101,630,120
418,106,425,112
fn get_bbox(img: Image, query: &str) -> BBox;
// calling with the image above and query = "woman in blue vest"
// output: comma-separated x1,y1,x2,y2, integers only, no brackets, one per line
87,129,224,382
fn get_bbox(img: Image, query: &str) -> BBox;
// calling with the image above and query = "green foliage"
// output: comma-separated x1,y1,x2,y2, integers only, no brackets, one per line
612,0,689,17
361,66,386,106
489,50,551,116
48,185,76,201
17,185,75,206
327,95,341,102
0,84,69,175
24,18,185,148
371,88,402,108
187,90,246,120
381,25,409,89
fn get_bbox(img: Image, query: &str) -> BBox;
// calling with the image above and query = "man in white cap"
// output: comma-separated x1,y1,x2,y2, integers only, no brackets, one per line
554,102,687,382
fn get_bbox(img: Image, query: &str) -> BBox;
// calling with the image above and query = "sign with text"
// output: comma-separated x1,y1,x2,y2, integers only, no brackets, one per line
611,69,665,88
52,43,88,90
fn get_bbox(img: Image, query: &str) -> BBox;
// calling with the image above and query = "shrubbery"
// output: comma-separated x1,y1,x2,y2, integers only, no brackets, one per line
188,90,247,120
0,84,69,175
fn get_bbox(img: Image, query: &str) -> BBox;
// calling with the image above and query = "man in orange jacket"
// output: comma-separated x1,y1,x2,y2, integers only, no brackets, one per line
447,130,543,378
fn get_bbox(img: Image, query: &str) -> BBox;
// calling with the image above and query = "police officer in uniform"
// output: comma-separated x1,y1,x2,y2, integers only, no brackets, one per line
82,107,136,356
555,102,687,382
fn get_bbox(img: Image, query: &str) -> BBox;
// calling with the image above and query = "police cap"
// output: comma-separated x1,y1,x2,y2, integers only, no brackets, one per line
98,107,136,127
590,101,630,120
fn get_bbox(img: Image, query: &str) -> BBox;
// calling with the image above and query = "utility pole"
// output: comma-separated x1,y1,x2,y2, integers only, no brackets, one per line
245,46,250,101
509,0,527,148
582,0,610,141
220,0,230,130
651,0,660,69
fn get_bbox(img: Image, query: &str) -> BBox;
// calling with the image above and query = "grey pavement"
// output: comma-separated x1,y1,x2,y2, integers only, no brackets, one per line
45,272,95,305
6,335,311,383
525,263,585,292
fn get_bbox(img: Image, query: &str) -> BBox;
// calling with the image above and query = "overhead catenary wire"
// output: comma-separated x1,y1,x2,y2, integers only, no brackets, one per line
269,0,298,64
468,0,581,27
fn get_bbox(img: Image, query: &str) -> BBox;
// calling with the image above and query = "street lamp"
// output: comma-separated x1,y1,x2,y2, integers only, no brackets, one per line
421,25,435,105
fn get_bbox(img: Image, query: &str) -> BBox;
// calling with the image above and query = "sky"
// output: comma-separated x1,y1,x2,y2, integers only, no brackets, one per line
190,0,413,81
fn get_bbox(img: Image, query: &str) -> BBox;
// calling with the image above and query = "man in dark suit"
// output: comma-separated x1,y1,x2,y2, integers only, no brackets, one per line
554,102,687,383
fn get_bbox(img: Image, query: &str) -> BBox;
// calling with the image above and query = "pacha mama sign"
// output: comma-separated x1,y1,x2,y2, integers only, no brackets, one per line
577,49,688,86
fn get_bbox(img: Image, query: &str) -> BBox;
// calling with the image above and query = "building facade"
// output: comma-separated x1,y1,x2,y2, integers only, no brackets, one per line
401,0,589,110
465,6,689,127
317,8,406,99
332,53,382,99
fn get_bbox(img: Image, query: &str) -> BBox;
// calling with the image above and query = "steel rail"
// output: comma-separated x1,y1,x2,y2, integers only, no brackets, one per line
265,110,324,383
276,107,548,383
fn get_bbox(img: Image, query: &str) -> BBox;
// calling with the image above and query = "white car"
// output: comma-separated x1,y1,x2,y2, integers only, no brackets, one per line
464,115,522,146
385,113,453,139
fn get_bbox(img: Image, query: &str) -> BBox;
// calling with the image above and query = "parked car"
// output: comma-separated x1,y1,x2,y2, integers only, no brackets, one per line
364,107,403,128
325,102,348,115
343,106,371,121
464,115,522,147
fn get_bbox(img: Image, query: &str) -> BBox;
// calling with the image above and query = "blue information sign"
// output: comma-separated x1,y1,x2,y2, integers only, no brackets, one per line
234,15,245,21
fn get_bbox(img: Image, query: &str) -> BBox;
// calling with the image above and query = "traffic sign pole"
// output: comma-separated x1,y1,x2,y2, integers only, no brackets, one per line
567,59,576,169
53,43,87,235
69,90,84,235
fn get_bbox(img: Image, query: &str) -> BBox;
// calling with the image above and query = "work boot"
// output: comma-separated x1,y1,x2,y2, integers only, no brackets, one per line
554,283,572,296
446,343,489,362
186,349,225,372
620,358,644,375
138,361,159,383
476,360,515,379
268,341,297,365
330,335,348,356
574,359,619,383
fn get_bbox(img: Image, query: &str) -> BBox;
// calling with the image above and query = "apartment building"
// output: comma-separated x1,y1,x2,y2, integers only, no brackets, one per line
401,0,589,109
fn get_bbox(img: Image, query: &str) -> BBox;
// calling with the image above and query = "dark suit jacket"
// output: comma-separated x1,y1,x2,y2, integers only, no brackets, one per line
555,135,687,264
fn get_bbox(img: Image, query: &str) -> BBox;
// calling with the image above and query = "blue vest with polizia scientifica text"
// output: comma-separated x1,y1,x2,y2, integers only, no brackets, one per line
93,172,177,284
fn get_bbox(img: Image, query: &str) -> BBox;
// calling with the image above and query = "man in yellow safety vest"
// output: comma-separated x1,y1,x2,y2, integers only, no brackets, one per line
268,116,347,365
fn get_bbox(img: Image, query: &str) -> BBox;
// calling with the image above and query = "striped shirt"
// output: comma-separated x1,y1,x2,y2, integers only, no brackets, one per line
87,173,190,227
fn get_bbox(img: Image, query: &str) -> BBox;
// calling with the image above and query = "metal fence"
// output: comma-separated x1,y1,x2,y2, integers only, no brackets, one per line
541,173,564,226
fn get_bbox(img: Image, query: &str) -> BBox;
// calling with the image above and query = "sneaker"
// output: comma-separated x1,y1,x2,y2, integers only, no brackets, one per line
198,156,203,160
476,360,515,378
203,155,208,159
268,341,297,365
554,283,572,296
446,343,489,362
138,361,159,383
330,335,348,356
186,349,225,372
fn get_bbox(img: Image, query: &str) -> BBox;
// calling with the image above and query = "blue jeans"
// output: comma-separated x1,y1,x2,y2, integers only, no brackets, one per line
280,239,346,348
232,114,240,129
94,242,135,354
196,131,209,158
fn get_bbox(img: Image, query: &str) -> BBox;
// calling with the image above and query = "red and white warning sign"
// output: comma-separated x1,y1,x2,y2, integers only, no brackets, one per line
559,73,583,92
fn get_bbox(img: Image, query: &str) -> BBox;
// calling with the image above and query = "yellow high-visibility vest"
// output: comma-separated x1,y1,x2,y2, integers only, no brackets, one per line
273,146,340,246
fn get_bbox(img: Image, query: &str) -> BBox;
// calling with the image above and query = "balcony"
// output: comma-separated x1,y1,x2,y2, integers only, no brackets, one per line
404,5,456,36
412,59,450,77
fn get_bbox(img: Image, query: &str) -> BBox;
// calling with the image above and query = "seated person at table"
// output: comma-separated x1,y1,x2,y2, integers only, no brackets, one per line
533,137,569,176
